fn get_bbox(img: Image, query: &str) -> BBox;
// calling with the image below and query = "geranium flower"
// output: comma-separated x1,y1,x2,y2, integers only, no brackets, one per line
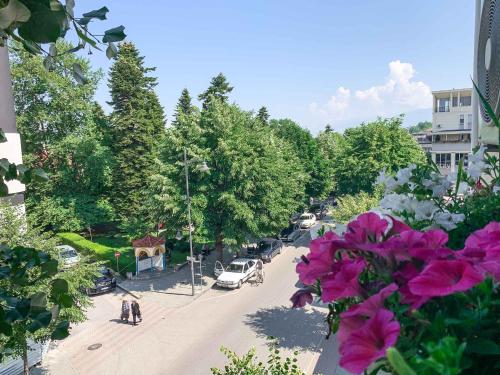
296,231,343,285
386,215,412,237
320,258,366,303
338,283,398,343
290,289,313,308
339,309,400,375
345,212,388,246
409,259,484,297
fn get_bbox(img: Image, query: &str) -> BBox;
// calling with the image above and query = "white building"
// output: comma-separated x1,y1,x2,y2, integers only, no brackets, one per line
0,46,25,210
430,88,472,174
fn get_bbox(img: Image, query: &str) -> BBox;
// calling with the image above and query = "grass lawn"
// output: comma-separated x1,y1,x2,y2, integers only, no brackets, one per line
57,232,191,275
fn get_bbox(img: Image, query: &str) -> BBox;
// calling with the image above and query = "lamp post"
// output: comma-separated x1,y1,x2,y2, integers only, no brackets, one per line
182,148,209,296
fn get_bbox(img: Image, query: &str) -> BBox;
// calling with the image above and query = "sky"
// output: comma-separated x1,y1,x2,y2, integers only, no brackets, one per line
75,0,475,134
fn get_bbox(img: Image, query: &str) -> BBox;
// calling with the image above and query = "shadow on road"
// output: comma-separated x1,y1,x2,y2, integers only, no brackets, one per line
244,306,327,352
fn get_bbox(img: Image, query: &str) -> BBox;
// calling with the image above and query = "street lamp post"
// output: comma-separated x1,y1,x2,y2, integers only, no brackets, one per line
183,148,196,296
181,148,210,296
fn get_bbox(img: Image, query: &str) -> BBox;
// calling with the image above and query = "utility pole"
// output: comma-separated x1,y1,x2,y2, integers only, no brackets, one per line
184,148,196,296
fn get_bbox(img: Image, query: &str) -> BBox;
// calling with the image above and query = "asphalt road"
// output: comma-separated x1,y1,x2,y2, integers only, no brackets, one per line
40,235,346,375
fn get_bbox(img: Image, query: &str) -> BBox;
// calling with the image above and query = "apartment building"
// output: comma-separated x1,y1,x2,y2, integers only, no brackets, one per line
430,88,472,174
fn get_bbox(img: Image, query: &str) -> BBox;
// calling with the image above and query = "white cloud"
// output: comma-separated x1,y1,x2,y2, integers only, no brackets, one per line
310,60,432,129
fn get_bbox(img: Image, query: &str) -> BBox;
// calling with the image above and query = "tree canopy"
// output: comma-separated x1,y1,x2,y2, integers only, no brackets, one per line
408,121,432,134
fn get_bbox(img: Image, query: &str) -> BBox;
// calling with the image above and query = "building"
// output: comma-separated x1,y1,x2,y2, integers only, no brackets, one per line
430,88,472,174
0,46,25,211
412,129,432,154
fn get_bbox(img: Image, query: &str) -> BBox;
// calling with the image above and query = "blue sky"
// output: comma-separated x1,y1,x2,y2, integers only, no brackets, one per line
76,0,474,134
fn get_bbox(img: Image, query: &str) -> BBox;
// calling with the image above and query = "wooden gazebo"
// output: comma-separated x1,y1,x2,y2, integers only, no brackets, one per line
131,235,167,274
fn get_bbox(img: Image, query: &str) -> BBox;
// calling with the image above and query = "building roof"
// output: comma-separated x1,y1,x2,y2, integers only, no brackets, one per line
132,235,165,248
432,88,472,94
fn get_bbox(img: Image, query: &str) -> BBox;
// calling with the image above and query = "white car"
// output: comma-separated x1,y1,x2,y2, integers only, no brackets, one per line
298,213,316,229
216,259,256,289
56,245,80,268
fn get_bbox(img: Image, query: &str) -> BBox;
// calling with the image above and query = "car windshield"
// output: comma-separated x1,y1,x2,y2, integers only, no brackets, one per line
299,214,311,220
60,249,77,258
226,264,244,272
257,241,271,250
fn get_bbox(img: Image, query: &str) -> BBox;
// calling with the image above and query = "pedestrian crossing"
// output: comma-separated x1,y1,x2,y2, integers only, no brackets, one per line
68,299,172,374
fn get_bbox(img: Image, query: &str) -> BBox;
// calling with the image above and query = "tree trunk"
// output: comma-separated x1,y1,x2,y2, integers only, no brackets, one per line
215,226,223,262
88,226,93,241
22,342,29,375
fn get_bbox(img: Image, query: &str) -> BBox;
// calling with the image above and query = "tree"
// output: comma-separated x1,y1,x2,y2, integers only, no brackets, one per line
198,73,233,109
107,42,165,222
173,88,194,122
408,121,432,134
189,99,305,260
0,203,97,374
331,116,426,195
270,119,333,199
257,106,269,125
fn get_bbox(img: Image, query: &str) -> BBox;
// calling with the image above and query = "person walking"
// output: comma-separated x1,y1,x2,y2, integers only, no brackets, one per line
120,300,130,323
131,300,142,326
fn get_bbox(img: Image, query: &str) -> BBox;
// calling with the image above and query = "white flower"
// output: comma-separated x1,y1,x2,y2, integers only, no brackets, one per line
434,211,465,231
469,144,486,164
395,164,416,185
408,182,417,191
457,181,469,195
376,168,400,193
467,160,487,180
380,193,417,214
376,168,388,185
414,200,439,221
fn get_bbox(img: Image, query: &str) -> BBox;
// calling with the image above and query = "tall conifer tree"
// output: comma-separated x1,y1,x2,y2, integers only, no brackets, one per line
107,42,165,220
198,73,233,109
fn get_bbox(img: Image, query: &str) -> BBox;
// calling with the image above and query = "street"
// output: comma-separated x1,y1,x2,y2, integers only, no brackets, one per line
39,235,346,375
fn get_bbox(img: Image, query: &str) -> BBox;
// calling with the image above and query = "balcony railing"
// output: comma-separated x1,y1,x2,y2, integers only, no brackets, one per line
436,106,450,112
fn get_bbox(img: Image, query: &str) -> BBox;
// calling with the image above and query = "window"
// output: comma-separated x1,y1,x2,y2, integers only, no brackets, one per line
452,96,458,107
467,113,473,129
459,114,465,129
455,153,469,166
436,153,451,167
437,98,450,112
460,96,471,106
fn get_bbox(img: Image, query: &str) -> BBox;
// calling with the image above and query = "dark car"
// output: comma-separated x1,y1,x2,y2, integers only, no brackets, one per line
279,224,301,243
247,238,283,262
310,204,328,219
86,267,117,295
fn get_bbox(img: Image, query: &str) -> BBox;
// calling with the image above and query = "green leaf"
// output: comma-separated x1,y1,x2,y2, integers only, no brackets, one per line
59,294,73,308
51,320,69,340
21,39,41,54
16,164,31,184
51,278,69,296
102,25,126,43
386,347,417,375
0,182,7,198
0,321,12,336
82,6,108,20
72,63,88,84
466,338,500,355
17,2,66,43
106,42,117,59
0,129,6,143
0,158,9,175
41,259,58,276
32,168,49,181
74,24,98,49
0,0,31,29
30,292,47,310
472,79,500,129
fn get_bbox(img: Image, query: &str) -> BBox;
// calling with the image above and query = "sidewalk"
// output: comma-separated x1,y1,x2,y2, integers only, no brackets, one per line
117,250,231,308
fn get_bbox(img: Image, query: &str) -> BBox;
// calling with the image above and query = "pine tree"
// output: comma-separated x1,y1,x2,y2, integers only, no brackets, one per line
173,88,194,125
107,42,165,221
257,106,269,125
198,73,233,109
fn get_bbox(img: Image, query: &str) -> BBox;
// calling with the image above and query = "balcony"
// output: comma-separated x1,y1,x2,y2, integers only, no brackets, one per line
436,106,450,113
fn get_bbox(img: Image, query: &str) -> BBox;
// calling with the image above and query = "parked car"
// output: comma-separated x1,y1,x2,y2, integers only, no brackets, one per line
290,212,301,225
216,258,256,289
56,245,80,268
279,224,301,243
310,204,328,219
86,267,117,295
298,213,316,229
247,238,283,262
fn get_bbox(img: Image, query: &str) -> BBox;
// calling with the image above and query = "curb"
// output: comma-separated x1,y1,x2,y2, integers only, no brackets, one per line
116,283,141,300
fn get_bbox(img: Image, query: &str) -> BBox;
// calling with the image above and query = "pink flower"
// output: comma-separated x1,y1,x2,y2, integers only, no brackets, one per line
465,222,500,251
409,229,453,261
386,216,412,237
320,258,366,302
290,289,313,308
345,212,388,246
338,283,398,343
409,260,484,297
296,231,343,285
339,309,400,374
456,246,500,281
393,263,430,309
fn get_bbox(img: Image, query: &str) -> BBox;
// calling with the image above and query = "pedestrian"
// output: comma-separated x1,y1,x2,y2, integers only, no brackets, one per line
131,300,142,326
120,300,130,323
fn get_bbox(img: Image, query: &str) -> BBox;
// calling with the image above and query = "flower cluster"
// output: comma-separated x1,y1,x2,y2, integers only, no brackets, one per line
291,212,500,374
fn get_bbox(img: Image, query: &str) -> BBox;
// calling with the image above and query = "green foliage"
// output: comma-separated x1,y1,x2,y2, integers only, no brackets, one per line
198,72,233,109
410,337,465,375
408,121,432,134
257,106,270,125
331,116,426,195
57,232,135,273
107,42,166,223
270,118,333,199
211,339,304,375
332,189,382,223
